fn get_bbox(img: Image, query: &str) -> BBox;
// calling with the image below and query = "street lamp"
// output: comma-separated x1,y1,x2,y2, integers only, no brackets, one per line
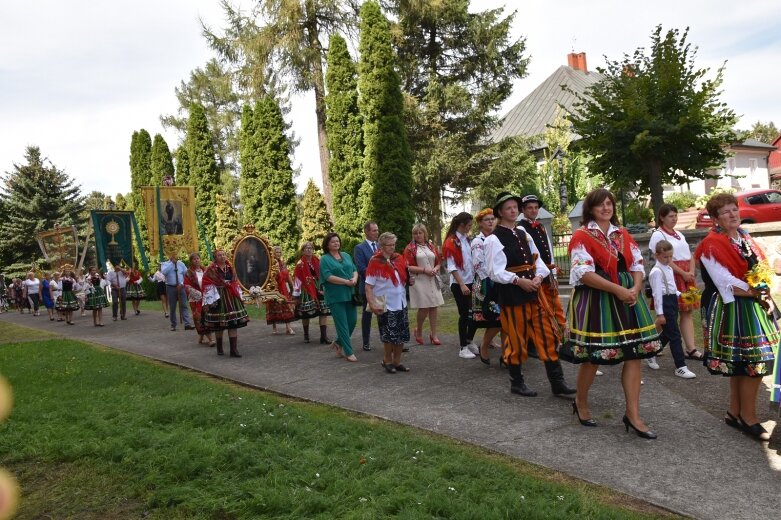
551,146,568,213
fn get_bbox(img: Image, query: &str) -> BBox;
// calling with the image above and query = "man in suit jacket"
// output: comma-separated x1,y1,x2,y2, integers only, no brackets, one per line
354,221,380,351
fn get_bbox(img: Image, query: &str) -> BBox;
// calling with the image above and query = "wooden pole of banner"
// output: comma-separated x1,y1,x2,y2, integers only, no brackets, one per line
77,218,93,272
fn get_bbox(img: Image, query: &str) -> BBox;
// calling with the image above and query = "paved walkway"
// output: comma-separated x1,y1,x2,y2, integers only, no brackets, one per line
2,310,779,519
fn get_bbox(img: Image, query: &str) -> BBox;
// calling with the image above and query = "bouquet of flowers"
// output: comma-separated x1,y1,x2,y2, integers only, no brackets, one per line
746,260,774,292
248,286,263,307
680,286,701,307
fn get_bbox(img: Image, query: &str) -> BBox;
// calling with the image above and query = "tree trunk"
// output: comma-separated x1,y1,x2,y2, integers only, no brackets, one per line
648,159,664,222
429,188,443,247
305,1,333,219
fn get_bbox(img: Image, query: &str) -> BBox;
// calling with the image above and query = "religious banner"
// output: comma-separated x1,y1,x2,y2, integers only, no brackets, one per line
141,186,198,261
35,224,78,269
90,211,146,270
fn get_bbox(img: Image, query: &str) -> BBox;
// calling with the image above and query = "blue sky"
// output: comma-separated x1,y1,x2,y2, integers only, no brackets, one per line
1,0,779,198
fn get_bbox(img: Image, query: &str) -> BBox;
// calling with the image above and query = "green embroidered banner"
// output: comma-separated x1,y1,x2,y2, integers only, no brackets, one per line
91,211,136,269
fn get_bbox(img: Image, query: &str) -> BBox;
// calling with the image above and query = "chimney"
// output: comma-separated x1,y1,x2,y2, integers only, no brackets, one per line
567,52,588,73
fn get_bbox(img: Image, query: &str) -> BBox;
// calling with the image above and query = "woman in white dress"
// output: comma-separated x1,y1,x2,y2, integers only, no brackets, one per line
648,204,703,361
404,223,444,345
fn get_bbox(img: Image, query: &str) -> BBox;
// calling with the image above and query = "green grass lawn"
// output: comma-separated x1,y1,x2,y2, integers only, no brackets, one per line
0,325,677,519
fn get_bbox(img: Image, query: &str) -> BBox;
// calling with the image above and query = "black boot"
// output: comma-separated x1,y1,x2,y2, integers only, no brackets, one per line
229,336,241,358
303,323,310,343
509,364,537,397
216,336,224,356
545,360,576,395
319,325,331,344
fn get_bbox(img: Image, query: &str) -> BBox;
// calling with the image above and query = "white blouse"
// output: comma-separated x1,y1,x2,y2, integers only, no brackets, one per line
699,254,749,304
648,263,680,314
365,271,407,312
446,231,475,285
648,228,692,262
569,221,645,286
484,227,550,285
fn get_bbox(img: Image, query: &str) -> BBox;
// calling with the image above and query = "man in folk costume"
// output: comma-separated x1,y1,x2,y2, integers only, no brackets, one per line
518,195,567,356
484,192,576,397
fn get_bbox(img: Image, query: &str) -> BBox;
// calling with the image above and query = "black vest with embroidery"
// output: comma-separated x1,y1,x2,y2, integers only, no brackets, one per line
493,225,537,306
518,220,552,265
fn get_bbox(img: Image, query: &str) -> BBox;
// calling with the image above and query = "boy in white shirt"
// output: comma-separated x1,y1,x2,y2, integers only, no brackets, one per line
648,240,696,378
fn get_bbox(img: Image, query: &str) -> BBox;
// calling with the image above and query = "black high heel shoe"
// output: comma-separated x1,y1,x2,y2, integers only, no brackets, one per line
622,415,657,439
479,355,490,365
572,402,597,427
724,411,741,430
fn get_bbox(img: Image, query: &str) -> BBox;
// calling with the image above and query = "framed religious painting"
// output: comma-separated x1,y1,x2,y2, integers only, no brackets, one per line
230,225,278,295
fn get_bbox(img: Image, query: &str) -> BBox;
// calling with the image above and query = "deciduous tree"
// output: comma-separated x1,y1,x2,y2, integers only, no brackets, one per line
569,26,738,214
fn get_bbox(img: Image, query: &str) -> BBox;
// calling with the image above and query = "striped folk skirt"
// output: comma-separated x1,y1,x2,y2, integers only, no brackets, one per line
56,291,81,312
203,288,249,331
469,275,501,329
701,294,778,378
84,288,109,310
126,283,146,301
562,272,662,365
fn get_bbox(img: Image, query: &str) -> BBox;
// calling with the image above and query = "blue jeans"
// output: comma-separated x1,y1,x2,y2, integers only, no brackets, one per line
166,285,193,329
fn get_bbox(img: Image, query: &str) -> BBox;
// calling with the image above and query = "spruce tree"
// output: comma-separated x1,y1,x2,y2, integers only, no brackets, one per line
254,96,300,262
175,147,190,185
214,194,241,253
186,102,220,244
325,33,365,243
300,179,333,250
129,129,152,254
358,1,414,243
150,134,175,186
0,146,84,265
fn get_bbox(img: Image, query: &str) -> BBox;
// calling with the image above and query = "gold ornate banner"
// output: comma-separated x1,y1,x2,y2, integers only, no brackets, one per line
141,186,198,260
36,225,78,268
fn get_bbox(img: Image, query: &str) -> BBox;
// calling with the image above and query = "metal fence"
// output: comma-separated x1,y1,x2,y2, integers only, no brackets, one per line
551,233,572,280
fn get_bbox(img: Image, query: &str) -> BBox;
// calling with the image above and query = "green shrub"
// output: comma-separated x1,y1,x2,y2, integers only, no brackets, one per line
622,201,653,227
552,214,572,235
664,191,698,211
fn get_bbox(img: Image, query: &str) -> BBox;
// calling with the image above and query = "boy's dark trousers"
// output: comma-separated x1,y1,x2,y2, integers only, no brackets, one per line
659,294,686,369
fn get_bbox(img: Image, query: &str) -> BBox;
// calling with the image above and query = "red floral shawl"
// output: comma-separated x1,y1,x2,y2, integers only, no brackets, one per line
568,224,638,284
293,256,321,300
694,228,766,281
366,251,409,286
404,240,439,267
183,268,203,292
202,261,242,299
441,234,464,270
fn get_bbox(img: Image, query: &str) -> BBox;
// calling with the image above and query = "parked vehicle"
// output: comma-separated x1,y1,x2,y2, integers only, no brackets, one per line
696,188,781,228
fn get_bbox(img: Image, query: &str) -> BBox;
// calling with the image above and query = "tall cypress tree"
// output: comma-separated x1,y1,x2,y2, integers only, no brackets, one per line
254,96,300,261
129,129,152,253
325,33,365,243
150,134,175,186
358,1,414,243
239,103,264,228
0,146,84,264
175,147,190,186
214,193,241,253
300,179,333,249
186,102,220,245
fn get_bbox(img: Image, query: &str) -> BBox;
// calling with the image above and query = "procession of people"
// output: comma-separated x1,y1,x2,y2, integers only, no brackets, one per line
3,188,778,443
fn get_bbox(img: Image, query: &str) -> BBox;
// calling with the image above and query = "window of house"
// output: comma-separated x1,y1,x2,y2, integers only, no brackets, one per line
749,158,758,174
727,158,736,174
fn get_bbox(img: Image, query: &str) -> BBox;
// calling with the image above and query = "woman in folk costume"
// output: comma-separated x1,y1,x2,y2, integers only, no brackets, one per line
202,250,249,357
367,232,412,373
404,223,444,345
125,263,146,316
469,208,502,365
442,212,479,359
83,266,108,327
292,242,331,344
56,267,80,325
563,188,662,438
695,193,778,441
266,245,296,335
183,252,216,348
